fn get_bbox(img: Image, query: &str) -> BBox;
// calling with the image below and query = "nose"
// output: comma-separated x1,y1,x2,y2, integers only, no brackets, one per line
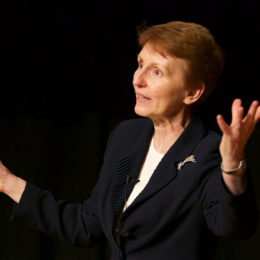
133,69,147,88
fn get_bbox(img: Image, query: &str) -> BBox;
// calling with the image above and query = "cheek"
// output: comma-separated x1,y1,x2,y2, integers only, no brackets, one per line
151,81,170,97
154,88,160,95
154,89,175,109
156,85,175,99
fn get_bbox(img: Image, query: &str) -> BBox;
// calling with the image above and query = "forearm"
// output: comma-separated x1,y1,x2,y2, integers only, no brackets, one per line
11,182,104,247
202,168,258,239
0,162,26,203
221,158,246,195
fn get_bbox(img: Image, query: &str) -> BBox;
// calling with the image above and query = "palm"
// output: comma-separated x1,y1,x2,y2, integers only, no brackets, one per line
216,99,260,162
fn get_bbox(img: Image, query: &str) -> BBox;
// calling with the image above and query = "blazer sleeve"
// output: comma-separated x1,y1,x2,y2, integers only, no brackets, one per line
10,181,104,247
197,135,258,239
9,125,119,247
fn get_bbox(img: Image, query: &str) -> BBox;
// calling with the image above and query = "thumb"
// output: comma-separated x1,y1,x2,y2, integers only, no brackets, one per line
216,114,230,134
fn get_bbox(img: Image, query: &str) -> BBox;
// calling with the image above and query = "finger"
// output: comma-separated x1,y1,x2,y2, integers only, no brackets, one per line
243,100,259,124
216,114,230,134
254,105,260,124
233,107,244,128
231,99,244,126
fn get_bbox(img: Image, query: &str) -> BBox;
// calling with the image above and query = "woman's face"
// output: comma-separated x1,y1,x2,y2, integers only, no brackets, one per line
133,43,191,122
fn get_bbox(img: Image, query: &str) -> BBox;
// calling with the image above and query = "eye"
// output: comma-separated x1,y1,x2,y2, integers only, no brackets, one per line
154,69,162,76
138,62,143,69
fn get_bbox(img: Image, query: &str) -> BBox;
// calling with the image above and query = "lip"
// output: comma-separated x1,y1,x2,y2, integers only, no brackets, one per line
135,93,151,102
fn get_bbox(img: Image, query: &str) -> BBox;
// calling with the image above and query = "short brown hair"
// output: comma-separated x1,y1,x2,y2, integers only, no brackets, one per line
137,21,225,102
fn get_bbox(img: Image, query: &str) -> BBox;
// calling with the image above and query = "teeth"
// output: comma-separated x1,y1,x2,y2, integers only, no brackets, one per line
137,95,149,100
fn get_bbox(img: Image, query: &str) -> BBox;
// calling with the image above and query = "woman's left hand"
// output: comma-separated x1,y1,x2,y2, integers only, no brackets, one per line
216,99,260,194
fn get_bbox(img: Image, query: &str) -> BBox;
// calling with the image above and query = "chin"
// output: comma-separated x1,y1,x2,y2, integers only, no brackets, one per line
134,105,148,117
134,105,153,118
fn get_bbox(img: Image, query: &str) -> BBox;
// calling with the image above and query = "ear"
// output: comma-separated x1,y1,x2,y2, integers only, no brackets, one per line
183,82,205,105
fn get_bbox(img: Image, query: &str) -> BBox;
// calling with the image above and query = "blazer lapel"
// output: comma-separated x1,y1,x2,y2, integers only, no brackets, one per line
122,117,208,214
110,120,154,224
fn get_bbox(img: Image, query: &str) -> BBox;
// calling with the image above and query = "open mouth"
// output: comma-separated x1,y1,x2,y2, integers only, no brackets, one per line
136,94,151,102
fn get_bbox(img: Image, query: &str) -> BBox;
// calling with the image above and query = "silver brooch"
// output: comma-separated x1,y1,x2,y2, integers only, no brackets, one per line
177,155,196,171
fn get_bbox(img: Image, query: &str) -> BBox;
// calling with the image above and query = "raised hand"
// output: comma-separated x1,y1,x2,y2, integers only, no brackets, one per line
216,99,260,194
0,161,26,203
217,99,260,165
0,161,9,192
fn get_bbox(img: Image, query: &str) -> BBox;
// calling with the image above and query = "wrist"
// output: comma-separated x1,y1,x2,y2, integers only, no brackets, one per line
0,171,9,194
221,159,247,175
3,173,26,203
2,172,15,194
0,162,26,202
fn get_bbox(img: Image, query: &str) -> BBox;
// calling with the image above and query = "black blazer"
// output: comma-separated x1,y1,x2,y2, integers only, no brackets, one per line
11,117,258,260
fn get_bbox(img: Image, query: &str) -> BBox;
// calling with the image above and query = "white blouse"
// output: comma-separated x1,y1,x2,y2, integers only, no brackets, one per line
123,137,164,211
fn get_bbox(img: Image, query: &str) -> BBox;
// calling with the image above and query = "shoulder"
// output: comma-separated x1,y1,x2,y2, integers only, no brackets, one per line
189,116,221,152
193,129,222,172
104,117,153,155
110,117,152,141
115,117,152,131
180,116,221,156
180,117,222,167
197,130,221,151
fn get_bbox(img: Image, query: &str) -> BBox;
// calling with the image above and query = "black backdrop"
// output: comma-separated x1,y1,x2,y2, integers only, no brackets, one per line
0,0,259,259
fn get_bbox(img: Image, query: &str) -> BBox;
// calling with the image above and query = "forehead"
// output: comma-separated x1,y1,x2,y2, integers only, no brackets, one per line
138,43,189,72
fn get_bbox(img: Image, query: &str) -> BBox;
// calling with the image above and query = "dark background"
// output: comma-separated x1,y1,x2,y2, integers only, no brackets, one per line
0,0,259,259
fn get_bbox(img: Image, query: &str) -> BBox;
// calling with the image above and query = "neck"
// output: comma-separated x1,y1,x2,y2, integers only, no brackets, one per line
152,110,192,154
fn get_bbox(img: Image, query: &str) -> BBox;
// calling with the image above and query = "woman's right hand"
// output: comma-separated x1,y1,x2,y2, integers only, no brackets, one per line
0,161,10,192
0,161,26,203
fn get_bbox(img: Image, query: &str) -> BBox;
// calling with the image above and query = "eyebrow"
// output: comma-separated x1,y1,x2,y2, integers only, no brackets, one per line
137,54,171,74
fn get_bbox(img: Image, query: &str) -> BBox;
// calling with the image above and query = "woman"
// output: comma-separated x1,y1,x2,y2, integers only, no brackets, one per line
0,21,259,260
